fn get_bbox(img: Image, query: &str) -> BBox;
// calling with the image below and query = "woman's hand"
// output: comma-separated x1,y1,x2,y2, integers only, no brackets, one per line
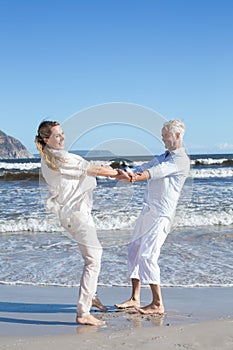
115,169,132,182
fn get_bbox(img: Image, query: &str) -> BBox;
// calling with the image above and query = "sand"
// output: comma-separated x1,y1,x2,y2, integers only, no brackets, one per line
0,285,232,349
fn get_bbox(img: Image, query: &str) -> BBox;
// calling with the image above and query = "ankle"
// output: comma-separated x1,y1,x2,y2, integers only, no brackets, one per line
153,301,163,308
131,296,140,302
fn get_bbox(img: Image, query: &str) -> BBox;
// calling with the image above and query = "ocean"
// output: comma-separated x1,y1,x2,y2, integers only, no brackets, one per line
0,153,232,288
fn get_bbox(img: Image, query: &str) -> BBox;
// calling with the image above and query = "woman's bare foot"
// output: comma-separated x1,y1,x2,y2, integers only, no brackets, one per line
76,314,106,326
115,298,140,309
92,295,107,311
135,303,164,315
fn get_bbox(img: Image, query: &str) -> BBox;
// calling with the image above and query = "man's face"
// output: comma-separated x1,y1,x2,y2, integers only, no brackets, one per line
44,125,65,150
162,127,178,151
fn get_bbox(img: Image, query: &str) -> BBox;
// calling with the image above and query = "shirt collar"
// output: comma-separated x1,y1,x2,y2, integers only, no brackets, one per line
165,147,185,156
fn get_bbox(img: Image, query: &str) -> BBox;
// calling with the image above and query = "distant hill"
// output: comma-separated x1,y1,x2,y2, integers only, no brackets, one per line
0,130,34,159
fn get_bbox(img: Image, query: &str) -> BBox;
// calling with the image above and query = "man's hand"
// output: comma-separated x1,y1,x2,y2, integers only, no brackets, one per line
130,171,150,182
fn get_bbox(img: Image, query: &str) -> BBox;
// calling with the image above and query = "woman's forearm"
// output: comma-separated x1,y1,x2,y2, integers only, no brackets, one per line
87,165,118,178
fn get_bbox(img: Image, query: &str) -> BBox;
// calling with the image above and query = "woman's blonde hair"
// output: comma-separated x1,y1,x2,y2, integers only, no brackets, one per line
35,121,63,171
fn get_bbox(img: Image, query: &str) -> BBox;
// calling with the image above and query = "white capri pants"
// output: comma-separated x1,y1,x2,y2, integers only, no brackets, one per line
60,210,102,317
128,206,170,285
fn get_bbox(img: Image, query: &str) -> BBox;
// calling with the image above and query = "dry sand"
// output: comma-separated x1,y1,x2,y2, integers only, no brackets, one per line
0,285,232,349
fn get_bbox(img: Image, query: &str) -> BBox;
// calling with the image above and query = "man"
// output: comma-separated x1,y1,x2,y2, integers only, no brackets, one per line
115,120,190,314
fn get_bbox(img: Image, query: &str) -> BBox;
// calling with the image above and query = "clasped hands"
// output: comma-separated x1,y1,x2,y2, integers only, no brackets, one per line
115,169,141,183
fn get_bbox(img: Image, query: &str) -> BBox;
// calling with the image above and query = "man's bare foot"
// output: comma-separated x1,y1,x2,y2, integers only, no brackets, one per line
92,295,107,311
135,303,164,315
76,314,106,326
115,298,140,309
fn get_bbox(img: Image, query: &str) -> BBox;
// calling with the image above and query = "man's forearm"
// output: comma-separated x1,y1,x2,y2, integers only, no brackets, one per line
131,170,150,182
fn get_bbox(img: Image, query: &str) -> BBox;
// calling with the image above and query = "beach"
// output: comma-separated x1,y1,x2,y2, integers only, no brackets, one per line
0,285,232,349
0,154,233,348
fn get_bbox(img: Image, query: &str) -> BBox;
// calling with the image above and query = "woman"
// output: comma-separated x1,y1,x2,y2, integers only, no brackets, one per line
35,120,118,326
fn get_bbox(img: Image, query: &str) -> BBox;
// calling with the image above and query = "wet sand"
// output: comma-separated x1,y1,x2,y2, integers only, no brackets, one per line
0,285,232,349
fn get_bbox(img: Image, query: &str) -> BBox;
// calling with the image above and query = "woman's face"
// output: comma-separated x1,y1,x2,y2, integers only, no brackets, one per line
44,125,65,150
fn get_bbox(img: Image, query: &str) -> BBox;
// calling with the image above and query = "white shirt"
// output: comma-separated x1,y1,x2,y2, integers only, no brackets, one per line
133,147,190,218
41,150,96,219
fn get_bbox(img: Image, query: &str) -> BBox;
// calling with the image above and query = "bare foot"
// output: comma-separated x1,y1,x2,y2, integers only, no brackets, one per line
135,303,164,315
76,314,106,326
92,295,107,311
115,298,140,309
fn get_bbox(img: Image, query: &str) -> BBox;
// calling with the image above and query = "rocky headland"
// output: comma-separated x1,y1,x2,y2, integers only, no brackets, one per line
0,130,34,159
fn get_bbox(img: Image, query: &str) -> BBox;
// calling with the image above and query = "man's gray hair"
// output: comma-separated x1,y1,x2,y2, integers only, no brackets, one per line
163,120,186,138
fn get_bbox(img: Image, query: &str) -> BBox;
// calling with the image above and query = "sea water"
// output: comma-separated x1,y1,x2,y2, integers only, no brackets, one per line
0,154,232,288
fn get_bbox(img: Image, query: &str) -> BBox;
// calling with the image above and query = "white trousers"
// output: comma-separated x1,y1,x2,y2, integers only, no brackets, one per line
60,211,102,317
128,206,170,285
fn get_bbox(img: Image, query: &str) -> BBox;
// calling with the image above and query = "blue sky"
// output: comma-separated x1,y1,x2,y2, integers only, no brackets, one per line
0,0,232,155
